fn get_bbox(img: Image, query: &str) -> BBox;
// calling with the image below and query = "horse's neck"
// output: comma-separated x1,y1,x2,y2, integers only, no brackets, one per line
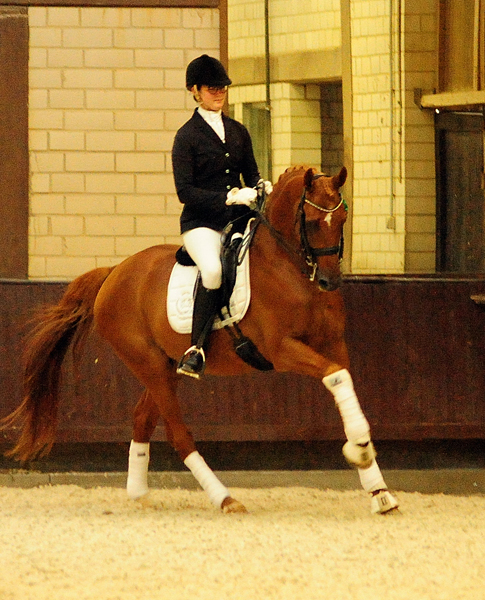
255,189,305,273
266,188,300,244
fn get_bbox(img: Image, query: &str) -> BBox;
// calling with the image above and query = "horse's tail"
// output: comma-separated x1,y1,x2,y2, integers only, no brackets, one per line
0,266,115,462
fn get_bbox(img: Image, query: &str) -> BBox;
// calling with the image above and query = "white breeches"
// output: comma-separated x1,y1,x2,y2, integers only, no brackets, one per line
182,227,223,290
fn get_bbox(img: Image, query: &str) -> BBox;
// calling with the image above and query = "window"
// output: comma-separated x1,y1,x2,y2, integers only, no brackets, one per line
440,0,485,91
242,103,272,181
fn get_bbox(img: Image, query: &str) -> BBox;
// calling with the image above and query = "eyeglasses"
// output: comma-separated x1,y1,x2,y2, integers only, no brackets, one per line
206,86,228,94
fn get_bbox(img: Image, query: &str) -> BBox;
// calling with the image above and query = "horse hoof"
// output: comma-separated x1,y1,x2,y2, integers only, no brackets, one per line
342,437,376,469
134,493,155,509
126,486,150,501
221,497,248,514
370,490,399,515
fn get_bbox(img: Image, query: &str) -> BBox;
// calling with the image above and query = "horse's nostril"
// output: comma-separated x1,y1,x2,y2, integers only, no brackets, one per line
318,275,341,292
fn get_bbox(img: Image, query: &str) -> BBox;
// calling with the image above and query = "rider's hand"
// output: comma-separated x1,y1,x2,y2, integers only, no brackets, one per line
226,187,258,206
258,179,273,195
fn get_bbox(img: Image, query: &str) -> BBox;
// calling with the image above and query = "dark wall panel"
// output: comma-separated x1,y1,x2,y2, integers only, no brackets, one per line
342,276,485,439
0,8,29,278
1,276,485,445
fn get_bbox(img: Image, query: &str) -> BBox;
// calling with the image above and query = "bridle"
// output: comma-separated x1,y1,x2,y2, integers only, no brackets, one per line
249,173,347,282
298,173,347,281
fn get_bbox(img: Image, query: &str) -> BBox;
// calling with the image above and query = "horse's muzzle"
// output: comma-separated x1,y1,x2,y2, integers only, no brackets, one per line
317,272,342,292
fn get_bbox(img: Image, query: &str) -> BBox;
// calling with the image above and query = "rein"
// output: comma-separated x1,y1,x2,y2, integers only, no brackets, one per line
251,174,346,282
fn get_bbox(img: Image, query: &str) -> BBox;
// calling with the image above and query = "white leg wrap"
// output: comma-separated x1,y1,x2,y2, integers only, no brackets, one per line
359,455,399,514
323,369,370,442
127,440,150,500
370,490,399,514
358,459,387,493
184,451,230,508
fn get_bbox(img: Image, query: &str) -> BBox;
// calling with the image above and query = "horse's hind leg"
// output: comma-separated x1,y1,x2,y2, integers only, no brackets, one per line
120,345,246,512
126,390,160,500
323,369,399,514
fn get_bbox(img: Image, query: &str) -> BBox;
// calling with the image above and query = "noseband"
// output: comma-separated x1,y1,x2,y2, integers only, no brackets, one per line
298,174,347,282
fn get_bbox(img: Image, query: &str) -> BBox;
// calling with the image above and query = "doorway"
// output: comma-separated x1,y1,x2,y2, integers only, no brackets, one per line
435,111,485,273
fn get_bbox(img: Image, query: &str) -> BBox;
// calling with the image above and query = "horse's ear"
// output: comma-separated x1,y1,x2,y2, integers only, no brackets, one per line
332,166,347,190
304,167,316,190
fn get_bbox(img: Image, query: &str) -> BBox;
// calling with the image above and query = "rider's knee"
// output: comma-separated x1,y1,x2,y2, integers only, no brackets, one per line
200,263,222,290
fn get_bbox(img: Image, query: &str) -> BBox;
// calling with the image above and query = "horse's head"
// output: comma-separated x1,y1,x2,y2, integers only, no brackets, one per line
299,166,348,291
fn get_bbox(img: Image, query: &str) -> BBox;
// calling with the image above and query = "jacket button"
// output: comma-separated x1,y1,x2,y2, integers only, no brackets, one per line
225,169,230,174
225,153,230,157
226,185,231,190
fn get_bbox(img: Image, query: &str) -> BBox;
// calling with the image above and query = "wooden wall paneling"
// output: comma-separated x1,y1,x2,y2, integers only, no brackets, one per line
0,8,29,278
2,277,485,445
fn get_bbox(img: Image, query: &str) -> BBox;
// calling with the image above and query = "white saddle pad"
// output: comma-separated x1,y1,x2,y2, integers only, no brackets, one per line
167,240,251,335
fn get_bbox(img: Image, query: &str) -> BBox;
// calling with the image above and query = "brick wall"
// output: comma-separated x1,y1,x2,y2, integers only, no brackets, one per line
227,0,340,177
350,0,437,273
229,82,321,178
28,2,440,278
29,6,220,279
228,0,439,274
228,0,340,58
350,0,406,272
402,0,438,272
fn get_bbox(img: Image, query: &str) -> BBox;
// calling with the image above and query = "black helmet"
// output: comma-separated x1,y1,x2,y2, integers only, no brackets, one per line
185,54,232,89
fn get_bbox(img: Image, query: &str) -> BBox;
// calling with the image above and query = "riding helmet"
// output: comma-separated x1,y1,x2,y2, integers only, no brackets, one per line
185,54,232,90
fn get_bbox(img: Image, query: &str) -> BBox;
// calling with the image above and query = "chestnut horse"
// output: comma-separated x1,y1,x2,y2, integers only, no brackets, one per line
1,166,398,515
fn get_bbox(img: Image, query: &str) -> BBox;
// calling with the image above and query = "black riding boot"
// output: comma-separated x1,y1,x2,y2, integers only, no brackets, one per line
176,282,220,379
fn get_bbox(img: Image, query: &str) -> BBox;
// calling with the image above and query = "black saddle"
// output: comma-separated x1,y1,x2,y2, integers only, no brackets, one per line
174,235,241,307
175,213,253,305
174,217,273,372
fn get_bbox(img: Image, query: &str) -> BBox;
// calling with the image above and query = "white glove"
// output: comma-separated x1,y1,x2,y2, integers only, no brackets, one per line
226,187,258,206
258,179,273,195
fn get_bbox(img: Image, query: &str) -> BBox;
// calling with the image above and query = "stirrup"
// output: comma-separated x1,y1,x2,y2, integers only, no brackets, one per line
176,345,206,379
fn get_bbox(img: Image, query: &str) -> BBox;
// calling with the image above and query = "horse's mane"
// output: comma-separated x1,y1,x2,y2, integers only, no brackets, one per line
267,165,309,201
274,165,310,187
262,166,311,228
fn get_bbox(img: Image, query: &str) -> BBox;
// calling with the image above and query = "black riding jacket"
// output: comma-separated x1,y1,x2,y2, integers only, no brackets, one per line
172,109,261,234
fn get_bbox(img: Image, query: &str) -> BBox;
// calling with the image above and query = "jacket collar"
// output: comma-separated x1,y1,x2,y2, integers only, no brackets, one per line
192,109,228,147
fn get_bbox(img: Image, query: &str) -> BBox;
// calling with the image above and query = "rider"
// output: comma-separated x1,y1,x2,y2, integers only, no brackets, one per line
172,54,271,379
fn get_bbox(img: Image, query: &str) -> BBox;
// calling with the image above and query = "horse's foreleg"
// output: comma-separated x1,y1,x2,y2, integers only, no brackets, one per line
323,369,399,514
271,338,398,513
272,339,373,462
322,369,374,467
358,461,399,514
